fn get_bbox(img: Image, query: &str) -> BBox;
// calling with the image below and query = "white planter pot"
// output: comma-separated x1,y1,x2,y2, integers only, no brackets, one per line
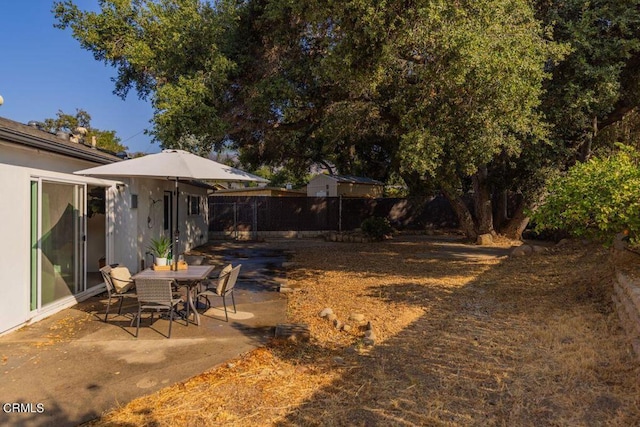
155,257,168,266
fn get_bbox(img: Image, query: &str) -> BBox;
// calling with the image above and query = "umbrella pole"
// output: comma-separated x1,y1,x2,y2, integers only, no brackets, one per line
173,178,179,270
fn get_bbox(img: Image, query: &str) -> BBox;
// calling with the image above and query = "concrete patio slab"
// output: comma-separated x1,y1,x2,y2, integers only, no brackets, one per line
0,242,289,427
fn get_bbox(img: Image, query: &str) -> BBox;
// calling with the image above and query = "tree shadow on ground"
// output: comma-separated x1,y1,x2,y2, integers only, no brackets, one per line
269,242,639,426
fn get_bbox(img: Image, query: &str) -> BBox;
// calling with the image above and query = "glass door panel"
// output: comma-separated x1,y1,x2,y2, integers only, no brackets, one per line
40,181,84,306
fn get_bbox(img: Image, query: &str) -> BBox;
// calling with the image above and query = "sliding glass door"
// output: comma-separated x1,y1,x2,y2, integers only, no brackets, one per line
31,179,85,309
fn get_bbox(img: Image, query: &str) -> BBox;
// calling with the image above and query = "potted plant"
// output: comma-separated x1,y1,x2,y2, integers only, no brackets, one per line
148,235,172,266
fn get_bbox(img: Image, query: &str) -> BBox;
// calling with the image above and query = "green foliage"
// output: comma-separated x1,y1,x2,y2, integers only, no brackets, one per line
361,217,393,241
252,164,311,188
531,145,640,244
148,235,172,258
42,108,127,153
52,0,640,239
53,0,236,152
53,1,556,177
536,0,640,159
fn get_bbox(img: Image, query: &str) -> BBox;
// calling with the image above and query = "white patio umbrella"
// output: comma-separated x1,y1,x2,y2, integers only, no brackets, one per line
75,149,268,268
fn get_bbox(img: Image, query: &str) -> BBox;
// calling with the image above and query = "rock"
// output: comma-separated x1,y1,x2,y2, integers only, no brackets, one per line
511,245,532,257
334,319,344,329
319,308,334,318
532,245,547,254
556,238,571,247
364,329,376,340
333,357,345,365
327,313,338,322
349,313,366,322
342,324,353,332
363,337,375,346
477,233,494,246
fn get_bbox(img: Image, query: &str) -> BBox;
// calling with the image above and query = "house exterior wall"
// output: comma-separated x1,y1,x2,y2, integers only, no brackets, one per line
0,164,31,336
122,178,209,270
0,139,107,173
0,161,119,335
0,139,208,335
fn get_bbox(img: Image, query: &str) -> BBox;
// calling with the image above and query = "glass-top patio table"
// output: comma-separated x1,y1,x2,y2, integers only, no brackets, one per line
132,265,215,326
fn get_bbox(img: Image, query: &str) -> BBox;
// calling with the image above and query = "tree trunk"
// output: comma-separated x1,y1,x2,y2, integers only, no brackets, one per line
580,116,598,162
499,201,529,240
472,166,495,236
493,189,509,231
442,188,477,240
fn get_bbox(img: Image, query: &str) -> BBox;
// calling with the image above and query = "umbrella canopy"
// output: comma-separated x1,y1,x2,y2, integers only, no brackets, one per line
75,149,268,268
74,149,268,183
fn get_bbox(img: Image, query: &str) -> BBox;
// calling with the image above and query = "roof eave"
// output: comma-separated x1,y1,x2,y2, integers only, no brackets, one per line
0,126,121,165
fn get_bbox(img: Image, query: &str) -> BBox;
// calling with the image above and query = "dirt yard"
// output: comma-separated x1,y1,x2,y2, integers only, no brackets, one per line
89,235,640,426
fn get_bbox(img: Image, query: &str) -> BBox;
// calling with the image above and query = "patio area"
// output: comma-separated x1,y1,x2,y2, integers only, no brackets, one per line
0,241,289,427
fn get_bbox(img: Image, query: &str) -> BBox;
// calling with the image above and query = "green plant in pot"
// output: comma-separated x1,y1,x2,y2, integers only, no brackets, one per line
148,235,172,266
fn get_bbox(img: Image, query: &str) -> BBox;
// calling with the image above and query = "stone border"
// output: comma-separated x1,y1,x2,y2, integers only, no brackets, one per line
613,269,640,358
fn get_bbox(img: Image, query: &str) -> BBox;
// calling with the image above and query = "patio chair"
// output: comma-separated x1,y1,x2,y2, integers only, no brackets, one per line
195,262,231,295
100,265,136,322
196,264,241,322
133,278,184,338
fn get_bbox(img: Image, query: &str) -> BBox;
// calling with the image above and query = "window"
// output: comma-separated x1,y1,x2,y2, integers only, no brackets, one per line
188,195,201,215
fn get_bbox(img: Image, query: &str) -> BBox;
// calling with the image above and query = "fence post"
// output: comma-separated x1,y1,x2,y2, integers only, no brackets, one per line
233,202,238,240
339,195,342,233
253,198,258,241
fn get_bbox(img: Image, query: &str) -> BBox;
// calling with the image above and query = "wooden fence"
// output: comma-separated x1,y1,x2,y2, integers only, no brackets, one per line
208,195,458,238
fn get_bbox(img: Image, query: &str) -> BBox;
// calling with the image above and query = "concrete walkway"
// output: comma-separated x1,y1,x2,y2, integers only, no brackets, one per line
0,242,289,427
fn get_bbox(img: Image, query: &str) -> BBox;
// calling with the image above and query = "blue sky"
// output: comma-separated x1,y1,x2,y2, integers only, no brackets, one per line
0,1,159,154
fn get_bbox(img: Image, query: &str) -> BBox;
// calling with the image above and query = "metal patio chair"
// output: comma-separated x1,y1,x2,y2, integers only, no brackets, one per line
100,264,136,322
196,264,241,322
133,278,184,338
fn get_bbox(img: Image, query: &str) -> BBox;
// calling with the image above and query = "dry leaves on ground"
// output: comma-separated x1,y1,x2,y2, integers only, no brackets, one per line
91,236,640,426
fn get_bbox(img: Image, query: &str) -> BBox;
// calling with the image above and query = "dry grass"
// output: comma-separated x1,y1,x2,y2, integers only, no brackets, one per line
88,237,640,426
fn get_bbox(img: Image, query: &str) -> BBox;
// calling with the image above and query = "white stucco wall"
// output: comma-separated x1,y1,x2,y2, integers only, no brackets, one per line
0,142,210,335
0,164,32,335
108,178,209,273
0,140,100,173
0,162,119,334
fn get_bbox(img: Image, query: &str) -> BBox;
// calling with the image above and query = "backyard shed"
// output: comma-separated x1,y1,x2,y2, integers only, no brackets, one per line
306,174,384,198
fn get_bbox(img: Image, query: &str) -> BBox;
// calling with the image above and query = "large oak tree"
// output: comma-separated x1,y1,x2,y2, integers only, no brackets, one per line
54,0,640,239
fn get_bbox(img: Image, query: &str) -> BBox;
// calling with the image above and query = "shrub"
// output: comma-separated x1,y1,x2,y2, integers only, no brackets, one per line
531,144,640,245
361,217,393,241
